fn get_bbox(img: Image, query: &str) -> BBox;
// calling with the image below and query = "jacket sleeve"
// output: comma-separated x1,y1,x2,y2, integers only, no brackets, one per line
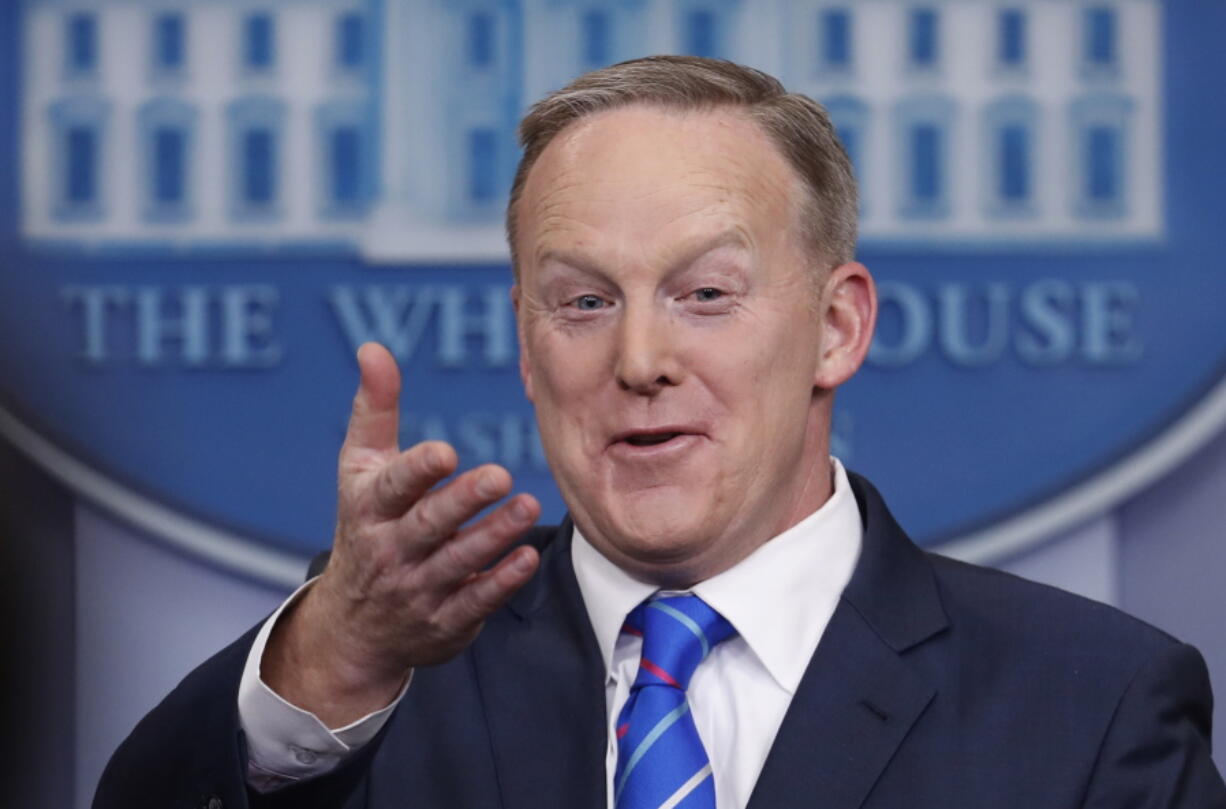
91,622,389,809
1081,642,1226,808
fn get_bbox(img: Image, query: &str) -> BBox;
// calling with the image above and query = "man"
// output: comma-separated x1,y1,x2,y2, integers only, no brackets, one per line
96,56,1225,808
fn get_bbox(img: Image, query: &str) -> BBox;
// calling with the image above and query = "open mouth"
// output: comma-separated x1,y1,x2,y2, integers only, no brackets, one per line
622,432,683,447
610,426,702,450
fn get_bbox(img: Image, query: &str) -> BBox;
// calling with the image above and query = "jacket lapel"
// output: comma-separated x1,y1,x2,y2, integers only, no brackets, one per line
747,474,949,809
472,474,947,809
471,521,609,809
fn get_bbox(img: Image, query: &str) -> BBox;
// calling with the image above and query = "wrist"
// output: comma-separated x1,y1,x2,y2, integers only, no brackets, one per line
262,584,410,727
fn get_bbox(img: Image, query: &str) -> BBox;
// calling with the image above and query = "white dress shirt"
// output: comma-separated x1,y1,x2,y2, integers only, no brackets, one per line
239,458,863,807
238,579,412,792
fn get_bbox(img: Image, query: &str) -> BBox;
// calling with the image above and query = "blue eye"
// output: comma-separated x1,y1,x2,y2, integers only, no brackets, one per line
693,287,723,302
573,294,605,311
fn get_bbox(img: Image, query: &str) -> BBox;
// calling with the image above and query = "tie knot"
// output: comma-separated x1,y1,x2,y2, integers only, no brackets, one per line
623,594,736,691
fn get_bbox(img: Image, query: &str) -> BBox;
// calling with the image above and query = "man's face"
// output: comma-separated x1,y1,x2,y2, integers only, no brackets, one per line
514,105,867,586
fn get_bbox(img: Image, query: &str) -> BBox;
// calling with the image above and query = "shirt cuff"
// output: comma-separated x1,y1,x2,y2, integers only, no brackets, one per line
238,577,412,793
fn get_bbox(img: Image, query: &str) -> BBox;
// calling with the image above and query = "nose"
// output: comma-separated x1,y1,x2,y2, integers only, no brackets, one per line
614,303,683,395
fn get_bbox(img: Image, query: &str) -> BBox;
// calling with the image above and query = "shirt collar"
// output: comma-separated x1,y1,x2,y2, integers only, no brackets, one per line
571,458,863,695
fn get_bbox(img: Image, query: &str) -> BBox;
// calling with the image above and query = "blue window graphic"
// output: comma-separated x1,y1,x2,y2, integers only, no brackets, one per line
998,10,1025,67
468,12,494,68
1071,93,1130,217
228,97,284,218
316,100,372,217
1086,126,1119,201
139,98,196,221
984,96,1037,215
1085,7,1117,68
582,10,611,66
896,95,954,218
67,127,96,204
50,97,109,219
684,10,718,58
243,130,275,204
153,127,186,204
821,10,852,70
66,13,97,74
330,127,361,204
337,12,364,70
469,128,497,203
909,9,938,68
244,14,275,70
153,14,185,72
999,125,1029,202
911,125,941,202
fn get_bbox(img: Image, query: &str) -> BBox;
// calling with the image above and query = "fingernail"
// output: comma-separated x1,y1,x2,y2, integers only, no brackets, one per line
510,497,530,522
512,549,535,574
476,472,498,498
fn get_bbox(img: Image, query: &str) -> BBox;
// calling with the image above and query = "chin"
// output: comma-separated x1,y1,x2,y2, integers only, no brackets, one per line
613,485,710,537
594,495,726,582
608,539,713,588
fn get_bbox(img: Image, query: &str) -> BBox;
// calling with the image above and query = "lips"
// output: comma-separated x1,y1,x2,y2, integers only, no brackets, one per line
623,431,682,447
609,426,704,448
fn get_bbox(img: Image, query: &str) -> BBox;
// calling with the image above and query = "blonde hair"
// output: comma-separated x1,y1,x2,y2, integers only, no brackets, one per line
506,55,858,272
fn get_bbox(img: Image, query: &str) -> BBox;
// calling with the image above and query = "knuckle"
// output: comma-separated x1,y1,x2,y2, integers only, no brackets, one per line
436,537,463,568
412,497,448,540
498,499,528,531
419,611,454,645
472,464,510,500
413,441,454,477
374,463,403,507
404,447,433,482
441,536,479,574
465,575,500,614
431,441,458,466
447,589,482,624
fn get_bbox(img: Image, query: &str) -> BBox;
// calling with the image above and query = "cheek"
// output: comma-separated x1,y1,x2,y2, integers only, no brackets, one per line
526,336,606,446
704,321,817,398
760,315,822,390
697,329,819,461
532,337,592,398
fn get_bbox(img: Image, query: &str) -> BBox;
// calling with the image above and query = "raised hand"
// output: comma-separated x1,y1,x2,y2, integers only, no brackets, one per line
262,342,541,727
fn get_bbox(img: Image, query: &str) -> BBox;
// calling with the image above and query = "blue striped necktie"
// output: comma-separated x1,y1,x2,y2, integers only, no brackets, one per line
615,594,736,809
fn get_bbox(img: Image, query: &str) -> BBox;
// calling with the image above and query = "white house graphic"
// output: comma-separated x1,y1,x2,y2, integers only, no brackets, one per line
20,0,1163,259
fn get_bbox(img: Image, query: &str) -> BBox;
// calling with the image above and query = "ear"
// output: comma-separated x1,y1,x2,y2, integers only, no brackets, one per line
511,285,535,403
814,262,877,390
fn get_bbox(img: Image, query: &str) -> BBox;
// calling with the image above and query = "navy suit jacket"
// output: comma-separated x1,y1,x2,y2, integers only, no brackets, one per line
95,474,1226,808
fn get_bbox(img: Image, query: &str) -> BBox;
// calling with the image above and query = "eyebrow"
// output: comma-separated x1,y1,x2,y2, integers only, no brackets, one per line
534,229,753,281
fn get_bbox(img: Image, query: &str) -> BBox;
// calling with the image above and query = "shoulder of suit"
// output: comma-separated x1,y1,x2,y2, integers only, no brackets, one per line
922,550,1184,672
95,619,260,802
845,470,1180,662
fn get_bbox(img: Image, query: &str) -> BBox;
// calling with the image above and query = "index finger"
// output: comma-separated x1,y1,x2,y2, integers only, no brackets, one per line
344,342,402,453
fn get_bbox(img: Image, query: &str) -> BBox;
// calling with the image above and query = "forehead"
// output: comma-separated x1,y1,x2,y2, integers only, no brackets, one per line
516,105,806,266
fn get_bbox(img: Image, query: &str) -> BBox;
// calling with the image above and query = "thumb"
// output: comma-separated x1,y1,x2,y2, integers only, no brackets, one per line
343,342,402,453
